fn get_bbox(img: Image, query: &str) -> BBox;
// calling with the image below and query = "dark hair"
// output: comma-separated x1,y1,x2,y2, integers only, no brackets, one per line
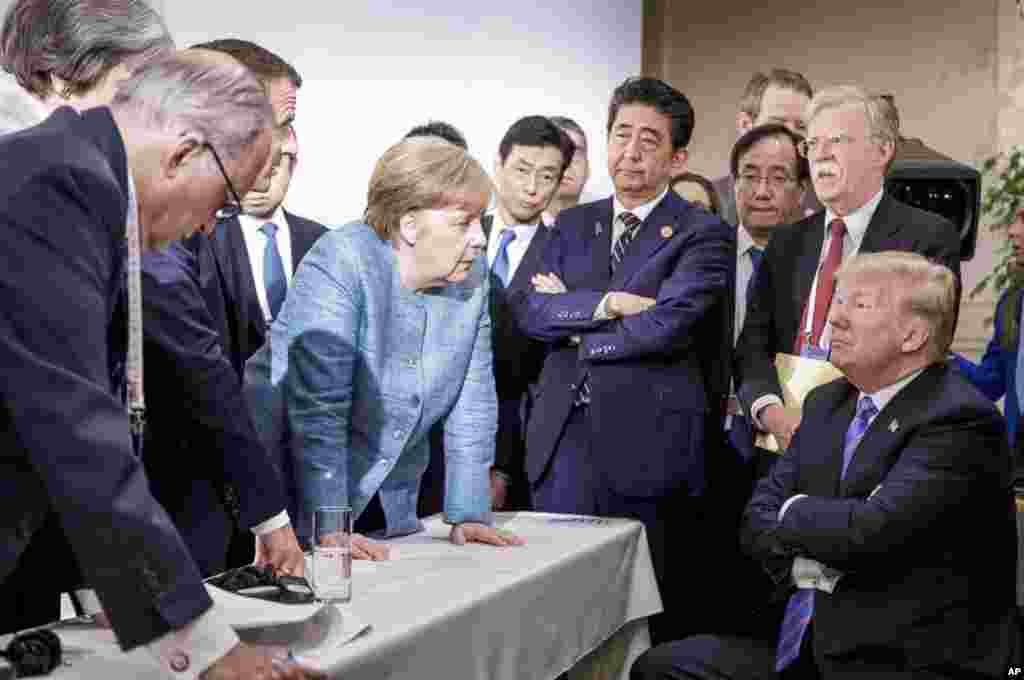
497,115,575,178
607,76,694,150
738,68,812,120
729,123,809,183
549,115,587,150
670,172,720,215
190,38,301,87
404,120,468,149
1,0,173,98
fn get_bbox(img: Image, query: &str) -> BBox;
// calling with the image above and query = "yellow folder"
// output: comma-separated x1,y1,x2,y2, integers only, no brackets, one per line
755,353,844,452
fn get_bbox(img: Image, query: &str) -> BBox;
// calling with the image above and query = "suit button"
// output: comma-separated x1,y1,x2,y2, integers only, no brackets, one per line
169,651,190,673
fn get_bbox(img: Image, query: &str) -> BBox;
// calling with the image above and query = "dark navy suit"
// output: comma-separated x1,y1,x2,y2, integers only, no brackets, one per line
139,242,287,576
0,107,211,647
193,212,326,379
634,363,1018,679
519,190,735,642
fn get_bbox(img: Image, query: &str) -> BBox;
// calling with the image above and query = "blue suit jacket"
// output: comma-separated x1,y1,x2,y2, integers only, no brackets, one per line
0,107,209,648
139,242,286,576
518,191,735,498
743,364,1016,673
245,222,496,542
954,289,1020,444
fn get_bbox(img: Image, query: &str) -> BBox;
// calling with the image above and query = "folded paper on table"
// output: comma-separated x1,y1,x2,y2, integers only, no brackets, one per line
755,353,844,452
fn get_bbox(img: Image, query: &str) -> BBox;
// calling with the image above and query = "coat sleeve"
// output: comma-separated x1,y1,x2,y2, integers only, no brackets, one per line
0,163,210,650
141,243,286,530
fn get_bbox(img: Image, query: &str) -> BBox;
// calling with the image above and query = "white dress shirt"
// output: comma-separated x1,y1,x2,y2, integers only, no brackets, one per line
751,185,886,428
485,210,543,283
239,207,295,324
734,224,761,345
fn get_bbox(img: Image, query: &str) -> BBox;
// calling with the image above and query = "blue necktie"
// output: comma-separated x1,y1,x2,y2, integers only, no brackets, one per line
746,246,764,305
260,221,287,320
1016,301,1024,411
492,228,517,287
776,394,877,671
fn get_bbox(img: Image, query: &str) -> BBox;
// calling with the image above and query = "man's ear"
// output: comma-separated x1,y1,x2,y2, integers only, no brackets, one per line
399,213,418,246
736,111,754,137
901,317,929,355
164,136,203,181
669,148,689,179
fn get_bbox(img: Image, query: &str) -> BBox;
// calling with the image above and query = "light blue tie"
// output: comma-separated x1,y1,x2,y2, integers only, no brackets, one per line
776,394,878,671
492,229,517,287
1016,302,1024,411
260,221,287,320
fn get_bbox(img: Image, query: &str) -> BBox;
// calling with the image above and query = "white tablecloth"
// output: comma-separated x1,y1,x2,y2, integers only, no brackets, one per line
33,512,663,680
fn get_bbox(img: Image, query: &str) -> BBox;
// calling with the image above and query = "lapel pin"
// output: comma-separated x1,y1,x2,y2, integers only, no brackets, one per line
888,419,899,433
595,221,604,236
660,225,673,239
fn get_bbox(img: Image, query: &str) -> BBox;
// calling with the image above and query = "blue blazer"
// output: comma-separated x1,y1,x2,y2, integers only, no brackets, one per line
518,191,735,498
0,107,209,648
245,222,496,542
954,289,1020,444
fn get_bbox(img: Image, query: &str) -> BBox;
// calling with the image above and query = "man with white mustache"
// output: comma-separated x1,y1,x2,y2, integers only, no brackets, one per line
734,84,960,457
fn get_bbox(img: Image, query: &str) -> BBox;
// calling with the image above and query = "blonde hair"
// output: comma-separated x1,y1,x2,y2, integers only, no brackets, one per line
365,136,492,241
834,251,957,361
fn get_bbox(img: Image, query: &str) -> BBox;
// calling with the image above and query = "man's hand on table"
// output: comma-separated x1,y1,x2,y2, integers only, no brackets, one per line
449,522,525,547
254,524,306,577
200,642,324,680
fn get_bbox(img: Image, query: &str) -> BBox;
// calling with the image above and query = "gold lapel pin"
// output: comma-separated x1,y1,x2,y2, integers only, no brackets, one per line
888,419,899,433
660,225,673,239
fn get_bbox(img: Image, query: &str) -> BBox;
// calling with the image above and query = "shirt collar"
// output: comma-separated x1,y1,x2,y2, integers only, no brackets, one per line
126,171,139,231
491,210,542,238
861,366,926,414
825,185,884,244
239,205,287,234
736,223,760,258
613,186,669,224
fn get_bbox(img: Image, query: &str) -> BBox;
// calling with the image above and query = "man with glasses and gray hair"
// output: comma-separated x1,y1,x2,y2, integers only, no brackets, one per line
0,50,318,679
733,84,961,464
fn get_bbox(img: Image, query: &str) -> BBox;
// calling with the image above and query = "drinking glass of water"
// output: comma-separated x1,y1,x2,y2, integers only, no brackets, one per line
312,506,352,603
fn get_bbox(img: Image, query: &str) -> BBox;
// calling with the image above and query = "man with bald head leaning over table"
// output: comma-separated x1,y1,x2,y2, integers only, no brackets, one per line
0,50,318,679
633,251,1018,679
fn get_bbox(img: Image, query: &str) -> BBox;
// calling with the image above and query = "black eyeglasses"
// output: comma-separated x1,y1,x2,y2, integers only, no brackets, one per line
205,143,243,220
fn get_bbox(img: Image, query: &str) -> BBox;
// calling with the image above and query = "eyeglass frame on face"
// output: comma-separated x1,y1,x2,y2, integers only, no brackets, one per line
204,143,244,220
736,169,799,193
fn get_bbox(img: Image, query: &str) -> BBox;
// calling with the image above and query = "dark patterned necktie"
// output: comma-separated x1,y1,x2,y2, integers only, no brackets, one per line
611,211,642,274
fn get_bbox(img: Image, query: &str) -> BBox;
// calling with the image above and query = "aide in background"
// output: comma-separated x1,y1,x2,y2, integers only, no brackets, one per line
543,116,591,222
734,85,961,454
192,38,327,380
712,68,818,225
405,119,468,149
0,47,318,679
246,137,524,558
486,116,574,510
671,171,721,215
634,252,1016,680
953,210,1024,450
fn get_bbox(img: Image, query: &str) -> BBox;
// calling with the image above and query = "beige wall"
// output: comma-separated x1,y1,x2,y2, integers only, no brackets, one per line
644,0,1024,354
